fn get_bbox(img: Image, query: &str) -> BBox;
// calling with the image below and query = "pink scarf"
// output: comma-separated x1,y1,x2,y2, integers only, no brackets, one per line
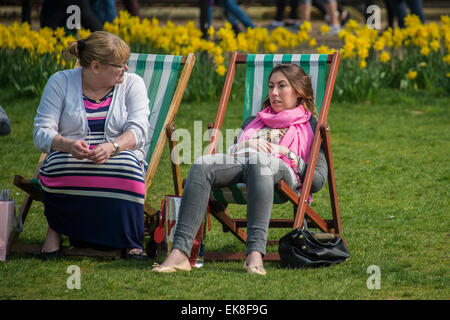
238,105,314,180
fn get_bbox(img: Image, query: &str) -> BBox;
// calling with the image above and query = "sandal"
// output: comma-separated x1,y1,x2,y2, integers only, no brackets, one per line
242,262,267,276
124,248,148,261
152,260,192,273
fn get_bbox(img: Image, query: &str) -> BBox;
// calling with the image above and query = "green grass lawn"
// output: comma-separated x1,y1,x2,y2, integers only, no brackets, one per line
0,86,448,300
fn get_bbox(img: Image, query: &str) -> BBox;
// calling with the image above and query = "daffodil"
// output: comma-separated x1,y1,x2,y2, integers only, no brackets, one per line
78,29,92,40
373,38,385,51
320,25,330,35
207,26,215,39
300,21,311,32
316,45,330,54
345,19,360,32
429,39,440,52
379,51,390,63
216,65,226,76
420,46,430,56
443,54,450,64
406,70,417,80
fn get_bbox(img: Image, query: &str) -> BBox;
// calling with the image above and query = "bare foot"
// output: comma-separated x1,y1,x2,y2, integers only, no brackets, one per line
245,251,264,268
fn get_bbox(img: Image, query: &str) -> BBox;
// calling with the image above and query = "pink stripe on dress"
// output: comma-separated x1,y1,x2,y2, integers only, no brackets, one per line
86,116,107,121
84,97,113,110
40,175,145,195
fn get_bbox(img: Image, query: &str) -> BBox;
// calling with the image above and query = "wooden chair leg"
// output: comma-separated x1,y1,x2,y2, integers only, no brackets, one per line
209,206,247,244
8,153,47,254
7,194,33,254
166,121,183,197
320,124,342,234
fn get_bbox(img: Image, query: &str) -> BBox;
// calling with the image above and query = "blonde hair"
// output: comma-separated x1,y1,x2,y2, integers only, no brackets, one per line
261,63,317,117
68,31,130,68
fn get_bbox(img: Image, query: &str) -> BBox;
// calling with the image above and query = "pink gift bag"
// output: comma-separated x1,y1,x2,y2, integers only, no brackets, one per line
0,199,17,262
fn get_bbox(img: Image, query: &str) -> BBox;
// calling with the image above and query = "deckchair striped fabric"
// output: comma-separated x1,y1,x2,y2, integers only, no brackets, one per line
211,54,329,205
243,54,328,120
127,53,182,164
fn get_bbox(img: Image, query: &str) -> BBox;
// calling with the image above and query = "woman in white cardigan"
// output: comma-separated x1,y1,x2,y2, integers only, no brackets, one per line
34,31,150,260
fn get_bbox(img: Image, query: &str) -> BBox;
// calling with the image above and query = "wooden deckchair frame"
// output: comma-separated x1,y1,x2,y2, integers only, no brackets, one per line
9,53,196,258
203,51,342,262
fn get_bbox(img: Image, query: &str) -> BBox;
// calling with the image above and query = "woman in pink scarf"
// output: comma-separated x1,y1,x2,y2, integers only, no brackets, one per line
153,64,328,275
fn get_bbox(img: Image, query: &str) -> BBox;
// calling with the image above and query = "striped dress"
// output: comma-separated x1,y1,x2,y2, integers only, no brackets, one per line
39,89,146,250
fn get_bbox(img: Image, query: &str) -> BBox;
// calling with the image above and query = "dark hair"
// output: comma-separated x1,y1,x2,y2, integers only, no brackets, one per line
261,63,317,116
68,31,130,68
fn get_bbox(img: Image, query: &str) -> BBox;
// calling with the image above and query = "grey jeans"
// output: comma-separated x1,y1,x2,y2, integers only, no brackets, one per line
173,152,300,257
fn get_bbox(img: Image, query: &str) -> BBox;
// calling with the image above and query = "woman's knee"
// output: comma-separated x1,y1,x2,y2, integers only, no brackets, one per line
188,162,209,180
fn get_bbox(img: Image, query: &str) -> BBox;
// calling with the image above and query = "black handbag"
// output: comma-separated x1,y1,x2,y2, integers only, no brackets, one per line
278,227,350,268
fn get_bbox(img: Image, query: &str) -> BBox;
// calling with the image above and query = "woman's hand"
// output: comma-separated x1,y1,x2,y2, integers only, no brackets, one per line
87,142,115,164
235,139,272,154
248,139,274,154
269,143,290,156
69,140,90,160
236,139,289,155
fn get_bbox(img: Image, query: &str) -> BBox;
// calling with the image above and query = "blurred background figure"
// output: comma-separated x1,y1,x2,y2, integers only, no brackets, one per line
267,0,342,34
90,0,117,25
313,0,350,27
117,0,142,19
267,0,301,29
299,0,341,34
200,0,209,38
390,0,425,28
209,0,256,34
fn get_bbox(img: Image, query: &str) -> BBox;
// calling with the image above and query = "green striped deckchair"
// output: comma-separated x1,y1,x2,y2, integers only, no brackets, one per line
205,51,342,262
11,53,196,257
211,53,328,205
126,53,195,198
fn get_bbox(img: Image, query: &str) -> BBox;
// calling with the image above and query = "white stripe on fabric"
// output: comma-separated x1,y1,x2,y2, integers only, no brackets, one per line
43,153,141,166
41,169,144,180
85,111,107,118
141,54,157,90
40,185,145,204
127,53,139,73
41,161,143,172
272,54,284,67
309,54,320,101
144,55,175,156
251,55,265,116
291,54,302,65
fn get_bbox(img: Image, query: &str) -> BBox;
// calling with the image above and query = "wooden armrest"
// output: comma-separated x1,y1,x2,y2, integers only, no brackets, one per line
13,175,44,202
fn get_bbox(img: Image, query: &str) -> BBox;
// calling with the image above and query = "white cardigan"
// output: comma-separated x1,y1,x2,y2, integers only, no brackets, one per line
33,68,150,161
